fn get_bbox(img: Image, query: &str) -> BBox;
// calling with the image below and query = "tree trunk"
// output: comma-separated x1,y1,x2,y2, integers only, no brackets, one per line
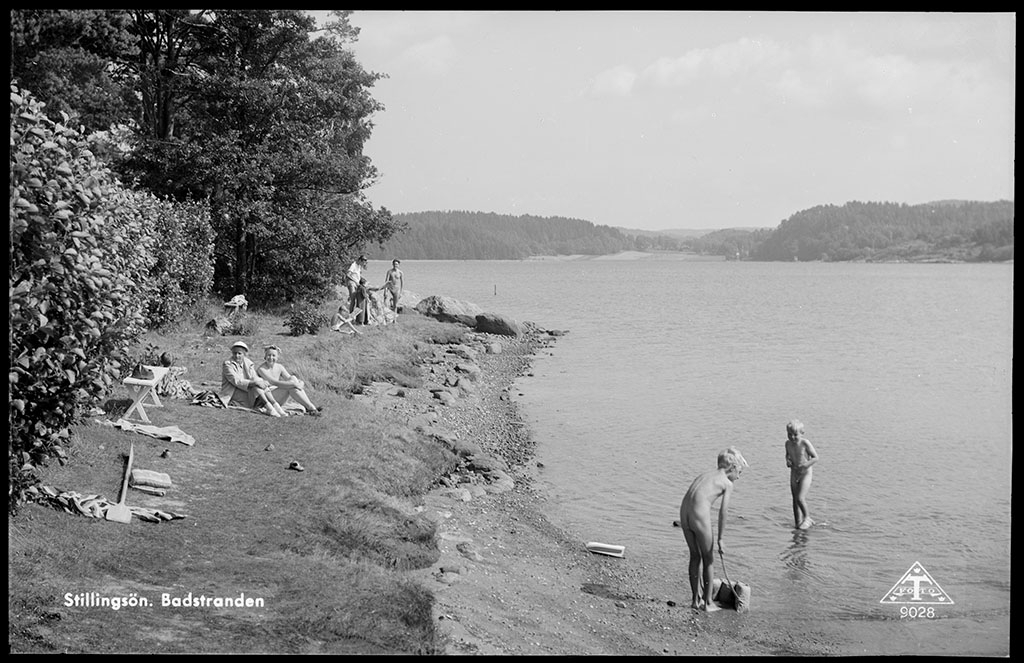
234,217,247,296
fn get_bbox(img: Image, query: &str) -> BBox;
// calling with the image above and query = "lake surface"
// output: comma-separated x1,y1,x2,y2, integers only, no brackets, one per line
370,256,1012,656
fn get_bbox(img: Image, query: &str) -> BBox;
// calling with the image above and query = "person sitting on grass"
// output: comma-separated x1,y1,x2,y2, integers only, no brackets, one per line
219,341,285,417
330,305,362,335
257,345,323,416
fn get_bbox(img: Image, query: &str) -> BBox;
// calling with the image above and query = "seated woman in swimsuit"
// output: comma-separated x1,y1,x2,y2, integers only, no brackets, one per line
256,345,322,416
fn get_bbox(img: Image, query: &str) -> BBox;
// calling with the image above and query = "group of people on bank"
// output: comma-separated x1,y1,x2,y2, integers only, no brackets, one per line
220,341,322,417
332,256,404,332
219,257,405,416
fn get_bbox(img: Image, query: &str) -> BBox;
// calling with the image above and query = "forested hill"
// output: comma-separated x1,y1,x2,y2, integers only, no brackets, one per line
365,211,679,259
365,201,1013,262
749,200,1014,262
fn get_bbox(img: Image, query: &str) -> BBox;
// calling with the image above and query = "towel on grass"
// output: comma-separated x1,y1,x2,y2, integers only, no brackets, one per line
96,419,196,446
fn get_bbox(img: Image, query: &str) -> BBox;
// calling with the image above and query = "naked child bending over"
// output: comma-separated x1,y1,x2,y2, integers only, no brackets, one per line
784,419,819,530
679,446,748,612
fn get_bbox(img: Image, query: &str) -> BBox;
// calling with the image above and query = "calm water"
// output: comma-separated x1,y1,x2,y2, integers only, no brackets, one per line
372,257,1012,656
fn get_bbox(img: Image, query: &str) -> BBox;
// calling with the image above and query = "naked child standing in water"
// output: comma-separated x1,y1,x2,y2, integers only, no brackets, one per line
679,447,748,612
785,419,819,530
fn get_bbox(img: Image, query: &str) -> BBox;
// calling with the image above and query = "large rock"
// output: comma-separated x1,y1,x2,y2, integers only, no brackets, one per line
397,289,422,312
482,469,515,494
475,312,522,337
455,362,482,381
415,295,484,327
466,453,510,474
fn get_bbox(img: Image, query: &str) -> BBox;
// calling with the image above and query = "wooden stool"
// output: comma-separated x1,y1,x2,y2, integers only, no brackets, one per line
123,366,171,423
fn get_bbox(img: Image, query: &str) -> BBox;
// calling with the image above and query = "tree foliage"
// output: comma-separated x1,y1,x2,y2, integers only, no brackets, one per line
116,9,400,304
9,86,156,510
9,11,395,507
143,197,216,328
684,227,775,259
10,9,399,306
9,9,140,133
368,210,652,260
750,200,1014,262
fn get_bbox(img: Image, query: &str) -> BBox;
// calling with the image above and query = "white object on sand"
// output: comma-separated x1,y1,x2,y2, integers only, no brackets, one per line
586,542,625,558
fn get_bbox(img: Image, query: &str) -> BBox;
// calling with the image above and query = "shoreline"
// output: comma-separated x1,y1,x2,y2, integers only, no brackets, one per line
405,324,788,656
420,320,1007,656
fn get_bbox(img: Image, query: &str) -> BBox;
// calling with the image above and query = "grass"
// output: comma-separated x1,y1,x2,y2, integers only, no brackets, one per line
8,305,473,654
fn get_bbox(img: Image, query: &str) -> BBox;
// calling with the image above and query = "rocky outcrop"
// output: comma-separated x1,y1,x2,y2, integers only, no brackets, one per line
415,295,484,327
475,312,522,337
411,295,524,337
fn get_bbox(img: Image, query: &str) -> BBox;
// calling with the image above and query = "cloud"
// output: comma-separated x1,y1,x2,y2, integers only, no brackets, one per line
398,35,458,76
625,29,1009,125
348,11,482,51
588,65,638,97
640,37,789,88
796,32,1008,118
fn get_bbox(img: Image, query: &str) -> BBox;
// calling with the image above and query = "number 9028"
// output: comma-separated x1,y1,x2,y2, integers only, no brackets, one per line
900,606,935,619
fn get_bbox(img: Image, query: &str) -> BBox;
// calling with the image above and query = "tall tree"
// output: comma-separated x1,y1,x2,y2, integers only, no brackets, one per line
120,9,399,303
9,9,139,132
11,9,400,305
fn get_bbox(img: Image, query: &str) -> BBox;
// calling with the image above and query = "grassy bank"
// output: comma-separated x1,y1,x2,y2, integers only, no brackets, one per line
8,308,483,654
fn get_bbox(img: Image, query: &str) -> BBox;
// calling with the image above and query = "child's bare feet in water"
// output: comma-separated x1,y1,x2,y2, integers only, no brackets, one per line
798,517,814,530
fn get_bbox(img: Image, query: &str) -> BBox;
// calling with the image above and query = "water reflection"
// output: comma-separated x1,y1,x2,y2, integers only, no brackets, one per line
781,528,811,580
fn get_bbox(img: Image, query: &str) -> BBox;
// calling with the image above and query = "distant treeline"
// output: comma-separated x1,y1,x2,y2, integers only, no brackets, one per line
748,200,1014,262
367,211,682,260
368,200,1013,263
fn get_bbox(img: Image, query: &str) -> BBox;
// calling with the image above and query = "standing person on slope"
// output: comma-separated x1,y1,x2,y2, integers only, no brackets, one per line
383,258,404,314
345,255,368,315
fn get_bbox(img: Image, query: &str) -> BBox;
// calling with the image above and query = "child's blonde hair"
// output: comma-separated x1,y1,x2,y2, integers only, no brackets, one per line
786,419,804,439
717,446,749,472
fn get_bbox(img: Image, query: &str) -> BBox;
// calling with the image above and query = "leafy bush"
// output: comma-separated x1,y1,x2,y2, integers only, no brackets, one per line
227,313,261,336
9,84,156,511
118,342,164,380
285,303,329,336
145,197,215,329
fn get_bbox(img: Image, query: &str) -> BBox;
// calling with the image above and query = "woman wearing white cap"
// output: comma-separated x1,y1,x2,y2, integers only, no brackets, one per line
219,340,286,417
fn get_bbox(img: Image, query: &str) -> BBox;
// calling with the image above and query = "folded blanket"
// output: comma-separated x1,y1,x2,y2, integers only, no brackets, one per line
131,468,173,490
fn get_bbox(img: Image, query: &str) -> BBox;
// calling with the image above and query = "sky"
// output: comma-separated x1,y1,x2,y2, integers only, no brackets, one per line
314,11,1014,231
